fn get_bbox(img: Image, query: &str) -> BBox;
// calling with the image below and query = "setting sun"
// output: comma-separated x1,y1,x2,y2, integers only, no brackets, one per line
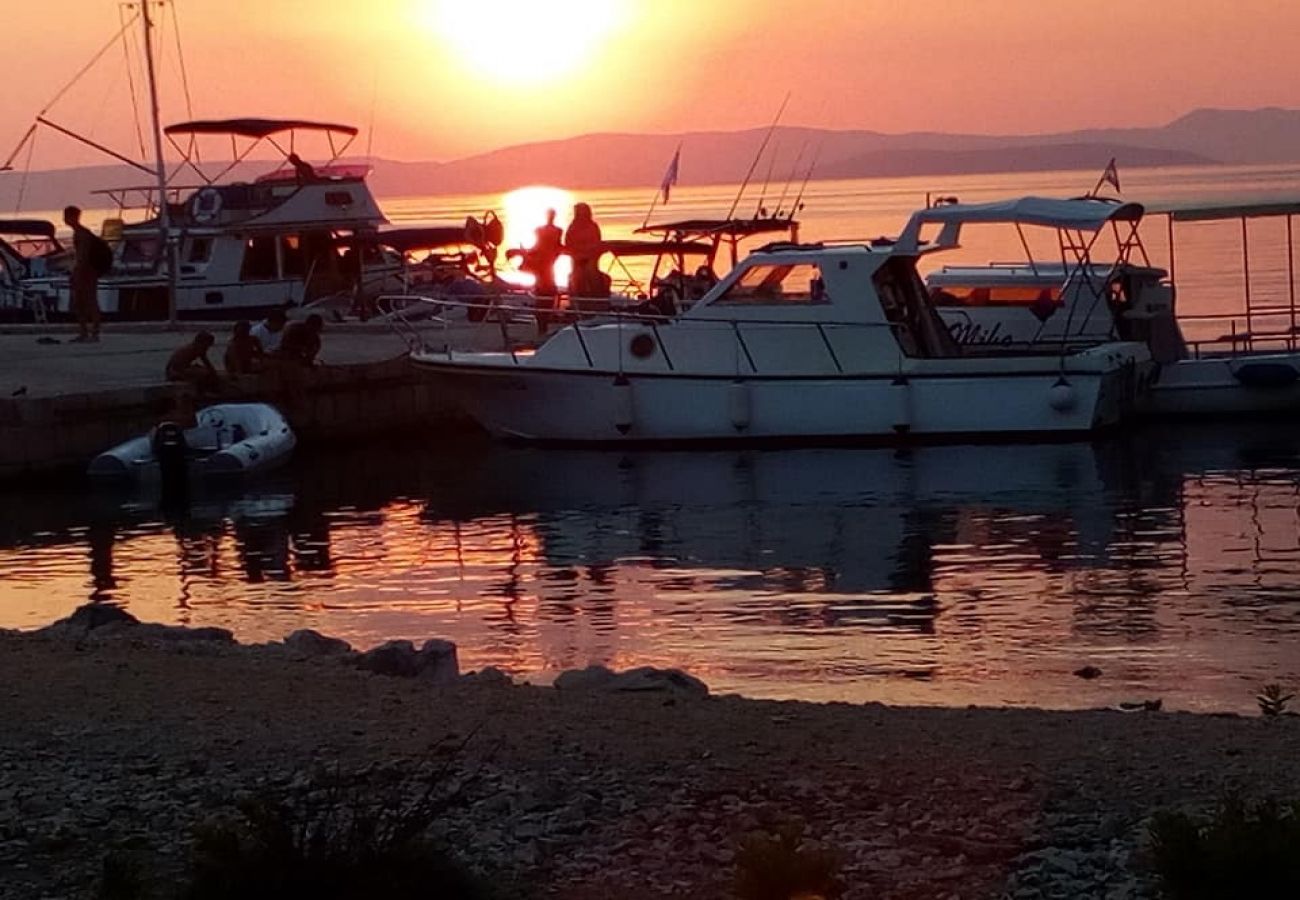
420,0,630,87
501,185,576,287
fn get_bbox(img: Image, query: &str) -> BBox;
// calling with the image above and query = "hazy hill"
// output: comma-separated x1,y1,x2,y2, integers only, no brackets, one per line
2,107,1295,212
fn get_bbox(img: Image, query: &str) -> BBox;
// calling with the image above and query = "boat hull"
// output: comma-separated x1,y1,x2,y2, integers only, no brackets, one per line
413,357,1141,444
1145,354,1300,417
88,403,296,480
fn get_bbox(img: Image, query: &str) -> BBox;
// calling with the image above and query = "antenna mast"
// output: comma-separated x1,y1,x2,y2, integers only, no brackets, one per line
140,0,176,325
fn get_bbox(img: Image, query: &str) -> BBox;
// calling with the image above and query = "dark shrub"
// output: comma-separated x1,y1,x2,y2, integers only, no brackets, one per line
1149,796,1300,899
733,822,844,900
184,761,495,900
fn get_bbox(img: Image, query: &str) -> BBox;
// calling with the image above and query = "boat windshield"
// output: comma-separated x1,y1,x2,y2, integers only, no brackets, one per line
712,263,828,306
931,284,1062,308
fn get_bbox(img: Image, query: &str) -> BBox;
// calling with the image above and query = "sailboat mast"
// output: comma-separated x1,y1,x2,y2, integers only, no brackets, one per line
140,0,175,325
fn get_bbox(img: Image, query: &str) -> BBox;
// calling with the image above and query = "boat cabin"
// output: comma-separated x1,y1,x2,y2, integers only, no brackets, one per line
900,197,1183,358
27,118,391,320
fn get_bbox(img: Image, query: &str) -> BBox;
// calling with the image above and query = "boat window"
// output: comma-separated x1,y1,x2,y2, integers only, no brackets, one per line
280,234,306,277
120,236,159,266
186,238,213,264
712,263,828,305
240,236,279,280
929,284,1061,308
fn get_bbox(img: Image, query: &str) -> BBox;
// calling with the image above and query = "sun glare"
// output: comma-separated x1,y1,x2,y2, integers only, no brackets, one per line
501,185,575,287
421,0,628,87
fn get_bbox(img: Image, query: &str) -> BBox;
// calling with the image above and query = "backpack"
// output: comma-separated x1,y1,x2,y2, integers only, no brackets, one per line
88,234,114,276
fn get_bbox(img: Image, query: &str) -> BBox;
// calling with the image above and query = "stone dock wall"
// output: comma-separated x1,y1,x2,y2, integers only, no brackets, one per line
0,356,466,480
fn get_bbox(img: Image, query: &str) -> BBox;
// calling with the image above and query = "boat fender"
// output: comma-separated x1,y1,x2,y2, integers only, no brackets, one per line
891,374,912,434
1231,362,1299,389
612,374,634,435
190,187,222,224
728,379,752,431
1048,378,1077,413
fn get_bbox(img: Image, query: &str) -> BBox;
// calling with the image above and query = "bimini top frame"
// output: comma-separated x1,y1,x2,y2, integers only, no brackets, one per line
163,118,360,187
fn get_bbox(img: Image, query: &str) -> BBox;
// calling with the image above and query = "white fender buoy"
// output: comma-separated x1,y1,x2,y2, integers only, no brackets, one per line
891,375,912,434
727,379,752,431
612,374,634,434
1048,378,1077,412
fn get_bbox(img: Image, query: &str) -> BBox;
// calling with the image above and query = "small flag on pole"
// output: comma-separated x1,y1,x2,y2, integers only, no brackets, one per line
660,146,681,203
1101,157,1121,193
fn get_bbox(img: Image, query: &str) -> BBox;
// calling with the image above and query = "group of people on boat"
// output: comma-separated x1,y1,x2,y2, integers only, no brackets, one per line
514,203,610,299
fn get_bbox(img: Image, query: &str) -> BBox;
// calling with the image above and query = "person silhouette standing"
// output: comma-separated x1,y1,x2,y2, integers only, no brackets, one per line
528,208,564,333
565,202,604,296
64,205,102,342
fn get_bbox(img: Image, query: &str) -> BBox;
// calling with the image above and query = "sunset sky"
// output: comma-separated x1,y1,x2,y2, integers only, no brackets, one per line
2,0,1297,170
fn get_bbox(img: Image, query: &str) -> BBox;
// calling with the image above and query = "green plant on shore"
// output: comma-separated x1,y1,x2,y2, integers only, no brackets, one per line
184,754,498,900
733,822,845,900
97,846,148,900
1148,796,1300,899
1257,683,1294,717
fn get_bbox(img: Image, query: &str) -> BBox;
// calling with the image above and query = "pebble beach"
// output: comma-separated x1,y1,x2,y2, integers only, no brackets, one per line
3,608,1299,899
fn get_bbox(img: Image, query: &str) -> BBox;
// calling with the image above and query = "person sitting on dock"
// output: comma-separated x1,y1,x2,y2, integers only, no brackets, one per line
165,331,221,393
275,313,324,366
224,320,264,376
251,308,288,353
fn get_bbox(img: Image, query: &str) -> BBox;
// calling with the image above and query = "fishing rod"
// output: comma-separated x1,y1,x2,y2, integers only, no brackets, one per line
753,140,779,217
789,140,824,219
772,141,806,219
725,91,790,221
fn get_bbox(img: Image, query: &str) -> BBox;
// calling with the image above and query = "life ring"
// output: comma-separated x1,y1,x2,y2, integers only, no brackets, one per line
190,187,223,224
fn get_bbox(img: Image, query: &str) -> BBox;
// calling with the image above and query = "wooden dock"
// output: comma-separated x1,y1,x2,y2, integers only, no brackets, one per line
0,321,528,479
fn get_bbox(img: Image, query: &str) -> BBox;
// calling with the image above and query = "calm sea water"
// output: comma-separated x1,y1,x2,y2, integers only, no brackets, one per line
6,165,1300,712
3,425,1300,713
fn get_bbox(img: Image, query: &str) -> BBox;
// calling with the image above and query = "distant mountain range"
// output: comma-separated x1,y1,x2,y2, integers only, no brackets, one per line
3,107,1298,212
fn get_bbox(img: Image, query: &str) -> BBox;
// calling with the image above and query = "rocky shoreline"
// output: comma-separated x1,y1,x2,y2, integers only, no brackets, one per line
2,606,1299,899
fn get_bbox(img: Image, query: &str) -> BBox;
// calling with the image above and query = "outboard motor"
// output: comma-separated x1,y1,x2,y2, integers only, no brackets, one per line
151,421,190,504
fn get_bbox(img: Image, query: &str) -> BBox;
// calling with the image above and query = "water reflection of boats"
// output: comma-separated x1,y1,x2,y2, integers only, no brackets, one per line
423,442,1172,601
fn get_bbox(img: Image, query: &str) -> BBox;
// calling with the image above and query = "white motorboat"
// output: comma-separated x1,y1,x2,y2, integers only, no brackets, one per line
914,196,1300,418
20,119,404,321
410,237,1152,443
88,403,295,480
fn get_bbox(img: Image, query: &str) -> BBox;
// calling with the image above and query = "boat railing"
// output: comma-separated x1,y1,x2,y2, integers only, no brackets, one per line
393,294,967,375
1177,311,1300,357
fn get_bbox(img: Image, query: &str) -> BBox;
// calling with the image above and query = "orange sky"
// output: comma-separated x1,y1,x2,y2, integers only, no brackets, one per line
2,0,1297,169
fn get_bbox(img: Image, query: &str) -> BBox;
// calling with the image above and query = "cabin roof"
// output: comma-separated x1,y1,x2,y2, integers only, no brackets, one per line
636,217,797,238
164,118,359,139
1149,199,1300,222
340,226,478,252
0,219,56,238
906,196,1143,232
600,238,714,257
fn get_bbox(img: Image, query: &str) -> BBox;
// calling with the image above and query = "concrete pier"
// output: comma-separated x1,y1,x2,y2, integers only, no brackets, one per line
0,321,528,479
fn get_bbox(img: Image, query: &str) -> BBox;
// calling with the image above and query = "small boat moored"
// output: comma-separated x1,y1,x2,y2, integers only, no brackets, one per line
88,403,296,480
915,195,1300,418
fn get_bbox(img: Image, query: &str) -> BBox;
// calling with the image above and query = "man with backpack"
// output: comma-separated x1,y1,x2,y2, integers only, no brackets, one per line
63,205,111,343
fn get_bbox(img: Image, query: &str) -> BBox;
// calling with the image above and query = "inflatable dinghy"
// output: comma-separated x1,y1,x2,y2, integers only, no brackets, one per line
88,403,296,480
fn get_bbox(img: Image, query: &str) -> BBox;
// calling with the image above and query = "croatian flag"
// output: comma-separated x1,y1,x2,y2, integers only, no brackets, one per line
660,147,681,203
1101,157,1121,193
